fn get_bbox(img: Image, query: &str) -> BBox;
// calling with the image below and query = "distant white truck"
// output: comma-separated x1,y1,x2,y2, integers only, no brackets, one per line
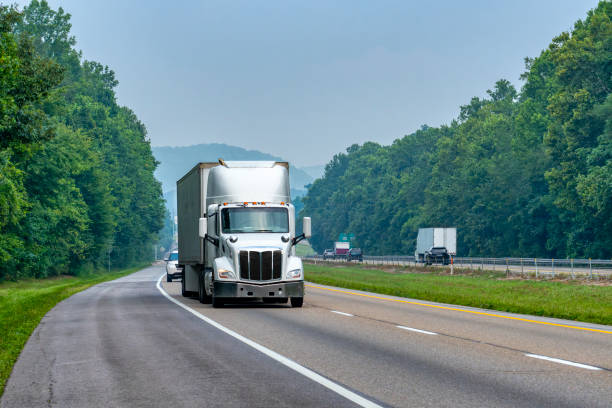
176,160,311,308
334,241,350,258
415,228,456,264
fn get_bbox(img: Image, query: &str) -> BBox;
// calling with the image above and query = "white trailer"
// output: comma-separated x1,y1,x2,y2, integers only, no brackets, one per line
334,241,350,257
415,228,456,262
177,160,311,308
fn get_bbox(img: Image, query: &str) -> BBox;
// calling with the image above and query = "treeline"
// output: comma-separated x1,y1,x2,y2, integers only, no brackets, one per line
303,2,611,259
0,1,165,280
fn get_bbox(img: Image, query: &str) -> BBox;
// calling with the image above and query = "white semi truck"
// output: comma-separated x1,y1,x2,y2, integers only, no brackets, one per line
176,160,311,308
415,227,456,264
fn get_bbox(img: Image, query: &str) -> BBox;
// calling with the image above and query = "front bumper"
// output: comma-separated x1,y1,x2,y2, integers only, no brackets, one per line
213,281,304,298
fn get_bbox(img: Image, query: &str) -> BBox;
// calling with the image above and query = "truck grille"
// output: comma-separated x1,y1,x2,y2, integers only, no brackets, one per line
239,250,282,281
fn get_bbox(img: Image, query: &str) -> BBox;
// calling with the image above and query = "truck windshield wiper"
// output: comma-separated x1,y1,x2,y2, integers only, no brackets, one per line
253,229,273,232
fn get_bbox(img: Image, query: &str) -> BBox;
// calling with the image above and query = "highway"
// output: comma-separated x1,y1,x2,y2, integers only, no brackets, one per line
2,265,611,407
310,257,612,278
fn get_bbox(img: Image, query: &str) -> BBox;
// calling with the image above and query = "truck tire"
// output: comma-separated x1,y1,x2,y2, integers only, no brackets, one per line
198,273,212,304
290,297,303,308
181,271,188,297
166,274,172,283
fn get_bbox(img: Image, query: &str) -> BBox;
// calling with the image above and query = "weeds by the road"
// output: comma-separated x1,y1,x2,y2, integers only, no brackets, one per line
0,265,147,397
304,263,612,325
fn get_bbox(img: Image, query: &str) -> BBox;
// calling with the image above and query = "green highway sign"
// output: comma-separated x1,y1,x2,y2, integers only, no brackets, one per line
338,233,355,242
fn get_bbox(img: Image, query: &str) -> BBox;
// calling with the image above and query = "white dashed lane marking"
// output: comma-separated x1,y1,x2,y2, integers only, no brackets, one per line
396,325,438,335
330,310,354,317
525,354,602,371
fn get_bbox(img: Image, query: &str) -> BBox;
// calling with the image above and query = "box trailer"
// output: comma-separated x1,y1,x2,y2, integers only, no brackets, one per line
334,241,350,257
177,160,311,308
415,228,456,263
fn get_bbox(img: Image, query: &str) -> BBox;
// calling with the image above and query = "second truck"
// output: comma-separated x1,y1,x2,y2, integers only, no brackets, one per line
176,160,311,308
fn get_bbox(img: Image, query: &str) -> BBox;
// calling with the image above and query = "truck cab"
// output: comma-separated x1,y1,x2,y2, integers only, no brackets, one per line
200,201,310,307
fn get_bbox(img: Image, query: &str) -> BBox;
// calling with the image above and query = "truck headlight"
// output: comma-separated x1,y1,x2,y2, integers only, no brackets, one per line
217,269,236,279
287,269,302,279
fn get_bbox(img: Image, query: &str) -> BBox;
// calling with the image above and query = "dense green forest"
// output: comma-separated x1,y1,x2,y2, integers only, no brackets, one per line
0,1,165,280
303,2,611,259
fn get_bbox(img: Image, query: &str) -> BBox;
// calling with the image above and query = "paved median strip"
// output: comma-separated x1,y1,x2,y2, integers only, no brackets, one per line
331,310,354,317
525,354,602,371
396,325,438,335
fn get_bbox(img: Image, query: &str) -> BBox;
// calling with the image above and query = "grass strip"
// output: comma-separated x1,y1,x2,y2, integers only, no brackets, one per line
305,264,612,326
0,265,147,397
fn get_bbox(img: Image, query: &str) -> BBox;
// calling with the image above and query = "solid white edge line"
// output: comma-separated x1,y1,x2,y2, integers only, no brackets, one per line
525,354,602,371
396,325,438,336
330,310,354,317
155,274,383,408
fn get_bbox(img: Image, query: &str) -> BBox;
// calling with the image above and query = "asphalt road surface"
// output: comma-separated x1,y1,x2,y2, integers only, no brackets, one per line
3,265,611,407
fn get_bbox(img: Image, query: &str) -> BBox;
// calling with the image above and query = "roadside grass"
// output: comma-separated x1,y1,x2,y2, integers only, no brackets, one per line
304,263,612,326
0,265,147,397
295,242,316,257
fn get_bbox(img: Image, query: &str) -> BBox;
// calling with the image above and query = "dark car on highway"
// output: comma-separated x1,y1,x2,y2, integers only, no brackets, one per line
346,248,363,262
424,246,450,265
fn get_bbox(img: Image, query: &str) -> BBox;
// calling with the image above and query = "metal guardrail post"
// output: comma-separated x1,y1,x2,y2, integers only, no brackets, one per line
535,258,538,278
505,258,509,276
589,258,592,279
520,258,524,275
481,258,483,270
571,259,574,279
552,258,555,278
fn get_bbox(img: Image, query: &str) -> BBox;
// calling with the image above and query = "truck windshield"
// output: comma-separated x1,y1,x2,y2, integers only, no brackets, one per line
169,252,178,261
221,207,289,233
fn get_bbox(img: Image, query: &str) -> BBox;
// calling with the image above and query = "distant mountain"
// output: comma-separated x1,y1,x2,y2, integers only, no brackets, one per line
301,165,326,181
153,143,314,212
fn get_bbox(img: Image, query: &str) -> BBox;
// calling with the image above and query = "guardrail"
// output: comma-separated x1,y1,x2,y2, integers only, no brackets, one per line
303,255,612,279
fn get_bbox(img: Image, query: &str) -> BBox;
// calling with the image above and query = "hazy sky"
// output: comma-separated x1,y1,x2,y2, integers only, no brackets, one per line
16,0,599,166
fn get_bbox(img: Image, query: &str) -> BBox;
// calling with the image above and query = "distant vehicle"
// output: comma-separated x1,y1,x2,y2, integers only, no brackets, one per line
165,250,182,282
323,249,335,260
415,228,456,263
346,248,363,262
334,241,350,257
424,246,450,265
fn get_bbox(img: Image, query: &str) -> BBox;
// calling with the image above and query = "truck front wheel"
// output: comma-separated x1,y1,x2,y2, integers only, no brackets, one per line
290,297,303,308
198,273,212,304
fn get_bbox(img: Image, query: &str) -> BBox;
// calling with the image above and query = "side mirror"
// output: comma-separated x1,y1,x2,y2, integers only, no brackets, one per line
164,258,170,262
199,217,207,238
303,217,312,239
207,204,218,217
